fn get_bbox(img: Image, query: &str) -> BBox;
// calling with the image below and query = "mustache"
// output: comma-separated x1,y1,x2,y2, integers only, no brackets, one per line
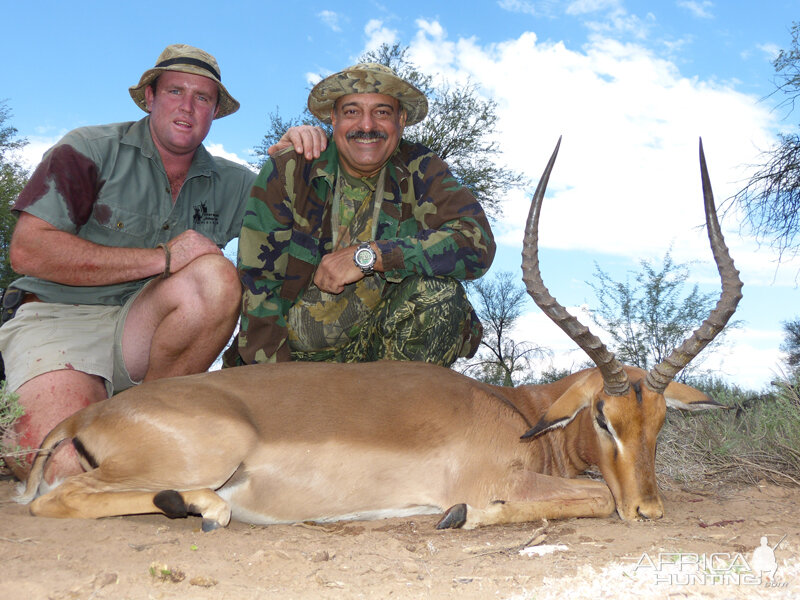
346,130,388,141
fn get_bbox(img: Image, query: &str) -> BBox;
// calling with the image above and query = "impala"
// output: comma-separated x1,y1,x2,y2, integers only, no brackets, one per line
18,139,742,530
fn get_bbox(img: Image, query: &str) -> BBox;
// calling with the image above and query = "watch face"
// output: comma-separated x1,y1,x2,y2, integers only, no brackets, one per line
355,246,375,268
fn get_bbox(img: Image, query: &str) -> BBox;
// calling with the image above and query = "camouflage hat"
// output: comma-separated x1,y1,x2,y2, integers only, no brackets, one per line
129,44,239,119
308,63,428,126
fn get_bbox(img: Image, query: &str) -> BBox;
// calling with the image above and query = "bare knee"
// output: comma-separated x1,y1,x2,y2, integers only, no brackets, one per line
181,254,241,319
141,254,240,329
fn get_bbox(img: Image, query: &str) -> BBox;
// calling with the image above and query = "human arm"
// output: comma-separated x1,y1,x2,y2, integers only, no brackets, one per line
10,213,222,286
267,125,328,161
314,208,494,294
9,128,227,286
314,146,495,293
372,147,496,283
235,159,300,364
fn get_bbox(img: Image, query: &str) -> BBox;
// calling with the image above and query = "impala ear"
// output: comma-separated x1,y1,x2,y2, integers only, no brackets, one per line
663,380,727,411
521,371,599,439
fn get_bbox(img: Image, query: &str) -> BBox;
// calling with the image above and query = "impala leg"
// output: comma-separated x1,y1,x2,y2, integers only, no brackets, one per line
437,473,615,529
30,472,177,519
29,472,232,529
152,489,232,531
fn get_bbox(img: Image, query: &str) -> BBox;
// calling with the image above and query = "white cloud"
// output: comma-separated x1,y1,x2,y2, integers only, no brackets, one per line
497,0,538,17
306,71,325,87
566,0,623,15
756,42,781,61
317,10,342,32
415,18,445,39
563,0,652,41
677,1,714,20
205,143,256,170
585,10,652,40
17,136,61,171
406,23,777,271
364,19,397,54
701,326,784,390
401,20,788,388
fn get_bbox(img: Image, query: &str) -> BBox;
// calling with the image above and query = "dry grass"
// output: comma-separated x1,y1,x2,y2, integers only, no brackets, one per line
657,377,800,488
0,381,24,468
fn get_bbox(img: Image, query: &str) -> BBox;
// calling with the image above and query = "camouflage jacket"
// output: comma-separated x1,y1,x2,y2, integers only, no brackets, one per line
231,139,495,365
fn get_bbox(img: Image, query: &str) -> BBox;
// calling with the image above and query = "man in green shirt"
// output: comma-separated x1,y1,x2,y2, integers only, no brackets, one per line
0,44,321,483
228,63,496,367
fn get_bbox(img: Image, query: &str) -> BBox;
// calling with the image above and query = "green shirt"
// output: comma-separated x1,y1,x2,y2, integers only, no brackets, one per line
11,117,255,305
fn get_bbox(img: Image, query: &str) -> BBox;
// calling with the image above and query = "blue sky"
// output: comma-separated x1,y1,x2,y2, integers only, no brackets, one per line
2,0,798,389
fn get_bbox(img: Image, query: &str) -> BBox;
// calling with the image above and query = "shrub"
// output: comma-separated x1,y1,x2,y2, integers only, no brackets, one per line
0,380,23,469
657,375,800,487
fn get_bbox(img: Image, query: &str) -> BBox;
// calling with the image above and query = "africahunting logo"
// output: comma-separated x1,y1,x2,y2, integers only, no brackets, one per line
630,534,788,588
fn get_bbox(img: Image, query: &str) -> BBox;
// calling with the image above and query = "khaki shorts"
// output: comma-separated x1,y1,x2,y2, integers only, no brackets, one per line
0,289,144,396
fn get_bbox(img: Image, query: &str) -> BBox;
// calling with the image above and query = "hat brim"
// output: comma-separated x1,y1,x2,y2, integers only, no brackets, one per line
308,67,428,126
129,65,239,119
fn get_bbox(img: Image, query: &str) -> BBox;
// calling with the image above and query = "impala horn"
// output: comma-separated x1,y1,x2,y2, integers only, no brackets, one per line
521,138,743,396
644,139,743,393
522,137,630,396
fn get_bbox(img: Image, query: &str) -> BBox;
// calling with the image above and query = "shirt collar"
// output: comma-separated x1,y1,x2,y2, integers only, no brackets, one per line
315,139,411,187
122,116,219,178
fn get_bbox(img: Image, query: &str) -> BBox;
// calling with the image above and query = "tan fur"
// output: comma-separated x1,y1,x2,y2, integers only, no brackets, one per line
20,361,718,528
19,139,737,530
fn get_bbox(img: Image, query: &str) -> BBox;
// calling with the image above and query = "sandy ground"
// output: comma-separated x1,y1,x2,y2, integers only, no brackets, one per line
1,474,799,600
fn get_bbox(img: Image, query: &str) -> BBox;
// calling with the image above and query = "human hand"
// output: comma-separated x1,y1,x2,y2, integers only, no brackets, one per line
267,125,328,160
313,246,364,294
166,230,223,273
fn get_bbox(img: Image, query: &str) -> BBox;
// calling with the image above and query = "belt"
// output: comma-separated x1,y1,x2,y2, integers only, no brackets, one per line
1,289,41,324
20,292,42,305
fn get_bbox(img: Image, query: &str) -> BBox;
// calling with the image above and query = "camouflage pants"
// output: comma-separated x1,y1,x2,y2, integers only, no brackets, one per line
290,276,481,367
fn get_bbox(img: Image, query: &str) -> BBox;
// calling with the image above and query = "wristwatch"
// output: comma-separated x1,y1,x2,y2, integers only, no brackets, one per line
353,242,377,275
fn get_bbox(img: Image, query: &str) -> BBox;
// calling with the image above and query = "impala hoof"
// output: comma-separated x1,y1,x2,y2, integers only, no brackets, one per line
201,519,221,532
436,503,467,529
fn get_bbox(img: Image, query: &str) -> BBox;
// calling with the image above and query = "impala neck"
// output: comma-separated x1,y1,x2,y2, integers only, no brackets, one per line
505,385,596,478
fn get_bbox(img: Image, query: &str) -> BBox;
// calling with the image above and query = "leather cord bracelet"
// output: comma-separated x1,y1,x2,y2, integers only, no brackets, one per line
157,243,171,279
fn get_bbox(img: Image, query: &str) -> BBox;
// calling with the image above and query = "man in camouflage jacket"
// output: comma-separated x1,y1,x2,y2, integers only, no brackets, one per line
226,63,495,367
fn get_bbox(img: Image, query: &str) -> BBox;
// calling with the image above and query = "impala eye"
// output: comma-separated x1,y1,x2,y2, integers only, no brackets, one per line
596,401,611,434
596,413,610,433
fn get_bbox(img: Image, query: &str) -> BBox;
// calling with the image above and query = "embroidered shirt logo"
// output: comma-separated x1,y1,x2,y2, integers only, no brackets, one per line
193,202,219,226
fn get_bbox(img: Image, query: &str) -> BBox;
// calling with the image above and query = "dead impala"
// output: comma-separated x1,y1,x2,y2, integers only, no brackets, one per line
18,138,742,531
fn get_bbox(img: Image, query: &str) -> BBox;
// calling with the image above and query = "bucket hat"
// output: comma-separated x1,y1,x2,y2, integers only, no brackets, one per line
129,44,239,119
308,63,428,126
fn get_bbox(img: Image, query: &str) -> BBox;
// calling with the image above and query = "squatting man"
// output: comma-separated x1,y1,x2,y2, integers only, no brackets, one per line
224,62,496,367
0,44,323,483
